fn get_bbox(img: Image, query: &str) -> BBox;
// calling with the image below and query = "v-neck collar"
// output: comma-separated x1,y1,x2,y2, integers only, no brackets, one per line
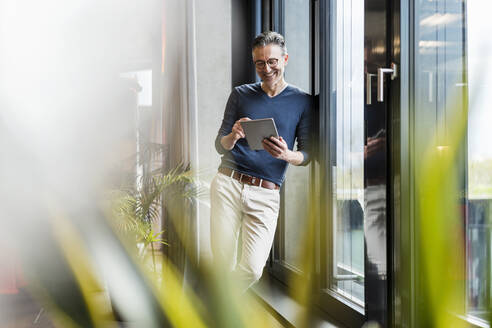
258,82,289,99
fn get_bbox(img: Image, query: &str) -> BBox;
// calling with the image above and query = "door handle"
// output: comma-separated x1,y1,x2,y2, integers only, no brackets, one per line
366,73,376,105
377,62,398,102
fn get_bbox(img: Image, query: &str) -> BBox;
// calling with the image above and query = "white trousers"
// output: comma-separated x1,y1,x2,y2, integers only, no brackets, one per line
210,172,280,290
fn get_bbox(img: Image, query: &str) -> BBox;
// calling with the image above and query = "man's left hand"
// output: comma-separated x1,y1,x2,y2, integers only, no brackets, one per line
262,136,306,166
262,136,291,162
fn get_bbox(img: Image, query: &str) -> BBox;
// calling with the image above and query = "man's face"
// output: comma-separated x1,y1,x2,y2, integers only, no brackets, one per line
252,44,288,88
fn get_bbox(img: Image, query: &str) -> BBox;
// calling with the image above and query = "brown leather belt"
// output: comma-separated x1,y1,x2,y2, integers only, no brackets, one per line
219,167,280,190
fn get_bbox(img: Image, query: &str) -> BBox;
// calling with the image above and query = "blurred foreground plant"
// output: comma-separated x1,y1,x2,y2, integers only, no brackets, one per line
416,93,469,327
20,140,282,327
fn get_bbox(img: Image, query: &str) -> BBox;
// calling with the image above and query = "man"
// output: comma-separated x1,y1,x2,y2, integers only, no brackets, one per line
211,31,312,290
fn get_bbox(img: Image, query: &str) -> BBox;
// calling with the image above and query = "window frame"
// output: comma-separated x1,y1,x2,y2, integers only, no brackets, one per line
316,0,366,324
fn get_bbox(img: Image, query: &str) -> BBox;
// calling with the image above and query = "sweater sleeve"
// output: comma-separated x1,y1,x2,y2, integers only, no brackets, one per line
215,88,239,154
295,97,313,166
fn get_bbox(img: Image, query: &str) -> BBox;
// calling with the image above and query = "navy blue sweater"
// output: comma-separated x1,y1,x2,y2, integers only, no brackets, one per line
215,82,312,186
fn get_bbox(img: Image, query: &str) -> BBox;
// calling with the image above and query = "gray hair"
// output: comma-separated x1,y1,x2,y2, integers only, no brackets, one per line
252,31,287,55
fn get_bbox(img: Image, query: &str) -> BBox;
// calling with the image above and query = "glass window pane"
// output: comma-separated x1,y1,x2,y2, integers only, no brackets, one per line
414,1,468,322
415,0,491,324
329,0,365,305
467,0,492,322
282,0,311,271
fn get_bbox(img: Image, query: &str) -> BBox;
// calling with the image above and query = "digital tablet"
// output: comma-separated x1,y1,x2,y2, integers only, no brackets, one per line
240,118,279,150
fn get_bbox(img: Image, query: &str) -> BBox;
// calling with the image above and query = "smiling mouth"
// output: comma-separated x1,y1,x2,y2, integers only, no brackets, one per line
263,72,276,79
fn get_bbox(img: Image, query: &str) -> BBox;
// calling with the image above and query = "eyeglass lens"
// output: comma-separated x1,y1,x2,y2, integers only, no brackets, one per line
255,58,278,68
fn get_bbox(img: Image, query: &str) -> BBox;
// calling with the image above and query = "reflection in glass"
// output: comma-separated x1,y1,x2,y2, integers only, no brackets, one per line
330,0,365,305
416,0,491,324
467,0,492,322
414,0,468,325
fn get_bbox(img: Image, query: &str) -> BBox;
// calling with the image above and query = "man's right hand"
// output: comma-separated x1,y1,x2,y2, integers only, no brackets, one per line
231,117,251,141
220,117,251,150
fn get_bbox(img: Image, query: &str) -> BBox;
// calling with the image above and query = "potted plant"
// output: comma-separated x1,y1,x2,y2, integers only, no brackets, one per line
109,142,198,273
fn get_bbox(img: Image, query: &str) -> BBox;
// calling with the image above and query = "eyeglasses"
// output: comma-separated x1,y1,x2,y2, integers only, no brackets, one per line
254,58,279,69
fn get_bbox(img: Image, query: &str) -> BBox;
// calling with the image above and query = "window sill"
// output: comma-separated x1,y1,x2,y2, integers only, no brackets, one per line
251,276,344,328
